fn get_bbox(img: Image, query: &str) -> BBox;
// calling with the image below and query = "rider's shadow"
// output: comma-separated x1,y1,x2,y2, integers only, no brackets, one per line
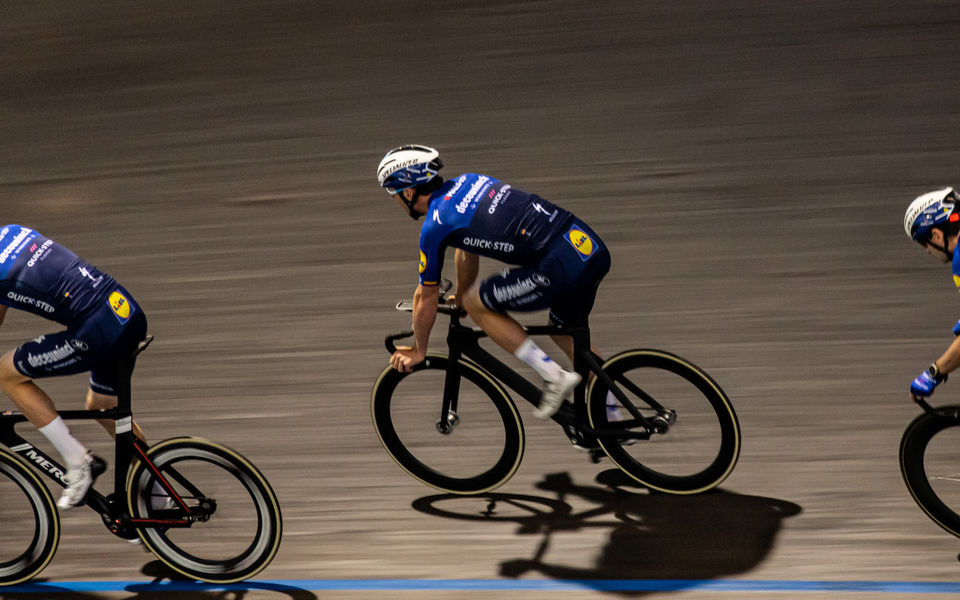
412,471,801,594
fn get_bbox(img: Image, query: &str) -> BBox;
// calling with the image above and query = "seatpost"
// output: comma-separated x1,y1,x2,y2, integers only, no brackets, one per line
111,335,152,494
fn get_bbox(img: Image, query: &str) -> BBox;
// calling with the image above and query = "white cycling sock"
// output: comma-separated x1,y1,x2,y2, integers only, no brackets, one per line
514,338,564,382
38,416,87,468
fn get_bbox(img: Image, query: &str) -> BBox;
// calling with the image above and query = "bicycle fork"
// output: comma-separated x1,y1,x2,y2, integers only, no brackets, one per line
437,361,462,434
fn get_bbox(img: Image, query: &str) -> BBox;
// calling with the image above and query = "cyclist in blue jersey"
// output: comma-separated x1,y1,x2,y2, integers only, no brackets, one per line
0,225,147,509
377,145,610,421
904,188,960,400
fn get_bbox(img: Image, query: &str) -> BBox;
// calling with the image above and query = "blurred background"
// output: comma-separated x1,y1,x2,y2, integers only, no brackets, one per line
1,1,960,597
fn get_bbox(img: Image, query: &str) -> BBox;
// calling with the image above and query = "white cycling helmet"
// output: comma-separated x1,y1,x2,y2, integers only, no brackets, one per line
904,187,958,243
376,145,443,194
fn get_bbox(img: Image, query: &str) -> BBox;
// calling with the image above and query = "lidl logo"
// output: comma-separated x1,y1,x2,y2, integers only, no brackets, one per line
108,290,131,322
954,274,960,290
419,251,427,274
567,227,594,259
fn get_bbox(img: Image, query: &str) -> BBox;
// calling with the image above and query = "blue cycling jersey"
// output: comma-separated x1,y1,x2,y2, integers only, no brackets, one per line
0,225,123,326
954,243,960,291
417,174,574,285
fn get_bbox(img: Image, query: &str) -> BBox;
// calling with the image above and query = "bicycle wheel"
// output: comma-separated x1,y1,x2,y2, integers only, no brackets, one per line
372,354,525,494
0,449,59,586
900,408,960,537
587,349,740,494
126,437,282,583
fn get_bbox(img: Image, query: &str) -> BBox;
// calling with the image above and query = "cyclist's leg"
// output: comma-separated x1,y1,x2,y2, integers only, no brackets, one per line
546,218,611,367
2,329,106,507
462,258,580,418
0,351,61,428
85,303,148,442
459,287,528,353
86,389,146,442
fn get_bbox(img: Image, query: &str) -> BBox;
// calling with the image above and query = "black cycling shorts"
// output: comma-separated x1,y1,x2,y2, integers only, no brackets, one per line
479,219,610,326
12,286,147,395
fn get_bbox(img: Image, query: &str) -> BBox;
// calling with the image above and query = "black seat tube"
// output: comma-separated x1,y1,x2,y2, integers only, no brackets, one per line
112,355,137,494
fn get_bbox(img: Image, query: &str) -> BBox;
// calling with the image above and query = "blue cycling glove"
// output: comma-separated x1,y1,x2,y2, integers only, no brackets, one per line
911,366,946,400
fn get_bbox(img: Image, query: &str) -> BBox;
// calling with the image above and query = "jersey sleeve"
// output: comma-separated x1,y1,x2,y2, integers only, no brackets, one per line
418,225,444,286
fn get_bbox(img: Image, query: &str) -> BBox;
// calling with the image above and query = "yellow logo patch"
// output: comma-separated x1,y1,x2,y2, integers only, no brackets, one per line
419,251,427,274
568,228,594,256
108,290,131,320
954,274,960,290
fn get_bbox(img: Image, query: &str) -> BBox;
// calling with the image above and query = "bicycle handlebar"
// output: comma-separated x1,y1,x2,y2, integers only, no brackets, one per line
385,330,414,354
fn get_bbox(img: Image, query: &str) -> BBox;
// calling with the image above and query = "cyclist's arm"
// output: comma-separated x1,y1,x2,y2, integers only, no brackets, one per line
455,249,479,300
934,334,960,375
411,283,440,355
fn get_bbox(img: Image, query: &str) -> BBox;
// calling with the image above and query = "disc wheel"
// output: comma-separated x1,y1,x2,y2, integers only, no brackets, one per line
126,437,282,583
0,449,59,586
900,407,960,537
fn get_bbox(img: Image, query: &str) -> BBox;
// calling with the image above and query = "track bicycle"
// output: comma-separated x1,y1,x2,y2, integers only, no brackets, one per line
900,397,960,538
371,287,740,496
0,335,282,586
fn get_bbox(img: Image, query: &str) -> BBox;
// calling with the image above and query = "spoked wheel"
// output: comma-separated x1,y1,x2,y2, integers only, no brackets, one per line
900,407,960,537
126,437,282,583
372,354,525,494
0,449,59,586
587,349,740,494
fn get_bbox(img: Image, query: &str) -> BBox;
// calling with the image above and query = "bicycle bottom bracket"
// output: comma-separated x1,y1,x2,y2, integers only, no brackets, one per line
436,410,460,434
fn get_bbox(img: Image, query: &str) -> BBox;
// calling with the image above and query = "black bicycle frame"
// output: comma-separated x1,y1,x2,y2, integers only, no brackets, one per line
400,305,661,442
0,336,192,536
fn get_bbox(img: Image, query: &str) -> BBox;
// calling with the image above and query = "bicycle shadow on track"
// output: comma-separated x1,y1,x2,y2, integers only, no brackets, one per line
411,470,802,595
0,561,317,600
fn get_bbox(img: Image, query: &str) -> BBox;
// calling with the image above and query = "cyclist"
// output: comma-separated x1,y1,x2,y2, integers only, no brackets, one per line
0,225,147,509
377,145,610,420
904,187,960,400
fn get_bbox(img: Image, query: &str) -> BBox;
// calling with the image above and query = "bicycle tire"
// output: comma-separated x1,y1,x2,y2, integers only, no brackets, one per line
372,354,525,494
126,437,282,583
0,448,59,586
899,407,960,538
587,349,740,494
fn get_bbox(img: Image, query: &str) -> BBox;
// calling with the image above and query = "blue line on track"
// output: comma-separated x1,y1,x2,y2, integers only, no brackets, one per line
4,579,960,594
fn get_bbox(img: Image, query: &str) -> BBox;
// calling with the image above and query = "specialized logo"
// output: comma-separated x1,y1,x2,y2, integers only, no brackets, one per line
108,290,131,322
419,251,427,274
379,157,420,181
566,227,595,260
532,202,558,222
